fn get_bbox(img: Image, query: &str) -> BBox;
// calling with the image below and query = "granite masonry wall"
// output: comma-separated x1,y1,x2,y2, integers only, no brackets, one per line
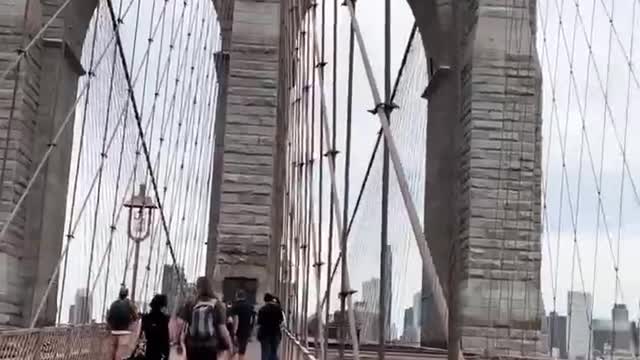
409,0,545,356
208,0,282,304
0,0,95,327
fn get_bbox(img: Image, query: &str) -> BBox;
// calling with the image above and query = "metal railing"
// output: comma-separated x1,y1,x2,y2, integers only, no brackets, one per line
0,324,113,360
282,328,317,360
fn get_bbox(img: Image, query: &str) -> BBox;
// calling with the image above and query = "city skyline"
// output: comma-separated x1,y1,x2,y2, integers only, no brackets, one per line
546,292,639,360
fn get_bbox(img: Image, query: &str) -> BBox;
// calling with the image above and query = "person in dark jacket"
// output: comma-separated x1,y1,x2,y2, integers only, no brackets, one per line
141,294,170,360
107,287,137,331
257,293,283,360
107,287,139,360
230,290,255,360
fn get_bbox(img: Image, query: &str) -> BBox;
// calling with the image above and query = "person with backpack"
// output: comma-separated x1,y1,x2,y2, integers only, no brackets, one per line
141,294,170,360
178,276,232,360
257,293,283,360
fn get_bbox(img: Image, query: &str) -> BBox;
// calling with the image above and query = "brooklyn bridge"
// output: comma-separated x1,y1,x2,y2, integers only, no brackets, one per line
1,0,639,359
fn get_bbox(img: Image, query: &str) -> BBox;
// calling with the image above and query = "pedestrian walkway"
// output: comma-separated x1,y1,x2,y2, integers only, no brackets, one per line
234,339,286,360
245,340,261,359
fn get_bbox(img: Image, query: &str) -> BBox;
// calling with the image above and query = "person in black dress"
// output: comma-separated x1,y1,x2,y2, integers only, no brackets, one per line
141,294,170,360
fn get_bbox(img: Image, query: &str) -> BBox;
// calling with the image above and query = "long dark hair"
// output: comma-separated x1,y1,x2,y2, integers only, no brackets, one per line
149,294,167,311
195,276,215,301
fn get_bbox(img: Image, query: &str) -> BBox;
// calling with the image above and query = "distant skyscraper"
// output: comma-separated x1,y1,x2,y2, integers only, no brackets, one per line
567,291,592,360
592,304,633,355
402,307,418,343
404,307,414,334
162,264,186,312
611,303,631,352
68,304,76,324
547,311,567,359
362,278,380,309
413,291,422,340
361,278,380,343
359,271,392,343
73,288,92,324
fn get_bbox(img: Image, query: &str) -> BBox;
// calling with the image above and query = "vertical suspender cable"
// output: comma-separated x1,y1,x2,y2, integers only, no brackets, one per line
318,0,327,356
317,0,327,356
340,0,355,357
67,1,102,325
379,0,391,355
303,12,313,346
449,1,462,358
326,0,338,353
48,20,70,327
83,28,121,323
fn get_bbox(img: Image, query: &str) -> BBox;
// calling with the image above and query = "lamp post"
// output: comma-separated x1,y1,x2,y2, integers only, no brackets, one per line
124,184,157,303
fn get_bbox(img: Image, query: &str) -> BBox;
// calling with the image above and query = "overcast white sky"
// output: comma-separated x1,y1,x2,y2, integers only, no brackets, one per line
57,0,640,331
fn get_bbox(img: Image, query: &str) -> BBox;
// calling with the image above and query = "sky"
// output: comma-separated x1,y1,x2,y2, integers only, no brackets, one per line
50,0,640,334
58,0,218,322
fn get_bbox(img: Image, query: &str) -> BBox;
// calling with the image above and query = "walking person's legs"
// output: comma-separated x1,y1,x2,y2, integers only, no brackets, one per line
236,334,249,360
260,338,271,360
269,336,280,360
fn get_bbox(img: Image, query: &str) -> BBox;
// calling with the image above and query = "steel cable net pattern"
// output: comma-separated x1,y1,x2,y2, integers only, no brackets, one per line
538,0,640,359
346,30,427,346
0,0,220,332
278,0,432,354
58,0,220,323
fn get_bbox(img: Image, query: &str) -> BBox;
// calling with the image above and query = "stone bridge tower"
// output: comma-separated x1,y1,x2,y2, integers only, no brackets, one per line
0,0,97,327
410,0,545,356
206,0,285,305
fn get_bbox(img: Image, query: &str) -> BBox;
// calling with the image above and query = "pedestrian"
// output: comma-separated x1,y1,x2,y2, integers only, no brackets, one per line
168,293,192,360
257,293,283,360
220,301,236,360
178,276,232,360
230,290,255,360
107,287,137,331
141,294,170,360
107,287,140,360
